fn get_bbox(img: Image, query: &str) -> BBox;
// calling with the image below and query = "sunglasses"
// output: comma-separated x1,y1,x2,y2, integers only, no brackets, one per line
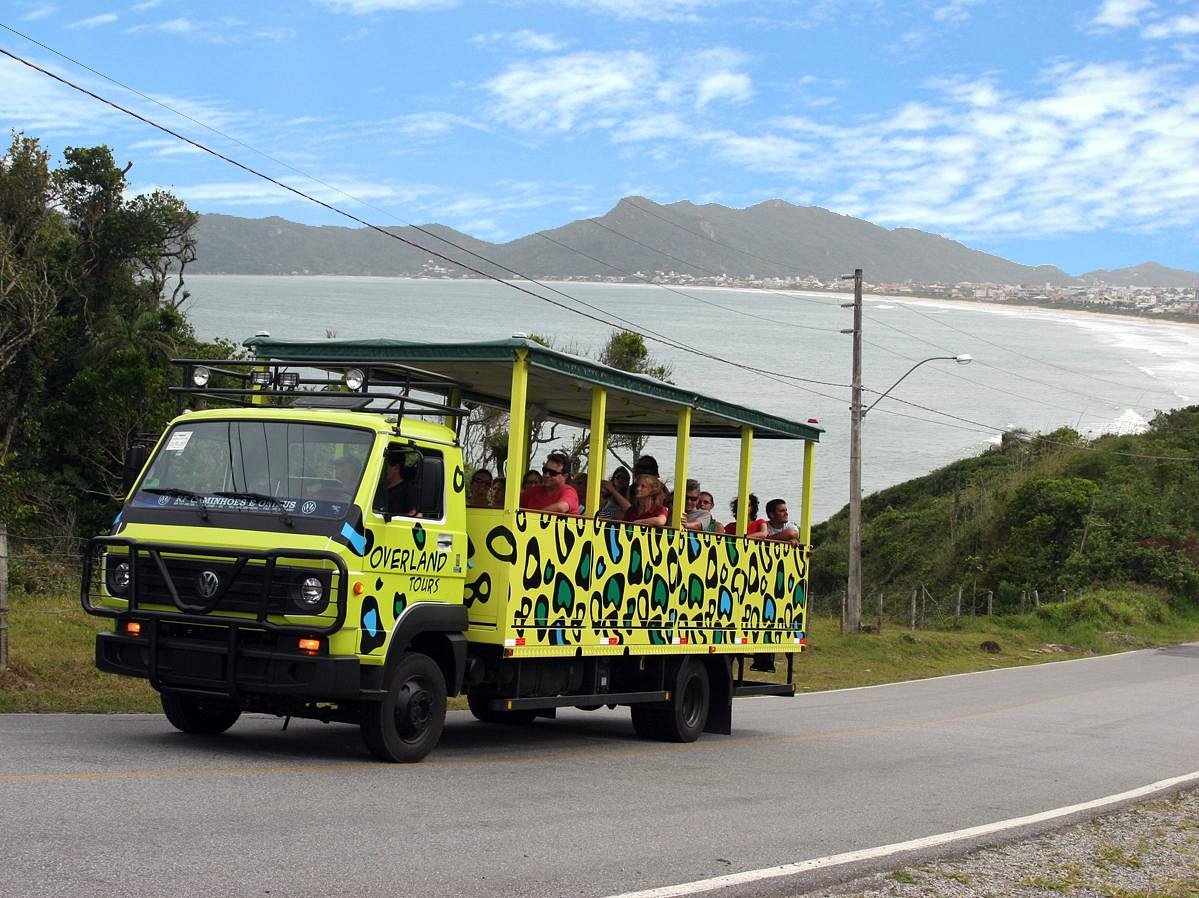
542,466,563,477
685,493,700,503
473,477,492,485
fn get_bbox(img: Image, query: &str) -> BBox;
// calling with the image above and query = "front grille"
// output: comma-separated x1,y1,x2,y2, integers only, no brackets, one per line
132,555,293,615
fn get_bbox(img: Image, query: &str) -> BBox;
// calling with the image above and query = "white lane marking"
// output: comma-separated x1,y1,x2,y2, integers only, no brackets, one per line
604,770,1199,898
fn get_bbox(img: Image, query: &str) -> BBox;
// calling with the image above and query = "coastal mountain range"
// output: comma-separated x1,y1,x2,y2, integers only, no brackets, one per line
190,197,1197,289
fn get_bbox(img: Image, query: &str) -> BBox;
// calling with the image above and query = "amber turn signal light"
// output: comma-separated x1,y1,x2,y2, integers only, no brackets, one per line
124,621,142,636
298,637,321,654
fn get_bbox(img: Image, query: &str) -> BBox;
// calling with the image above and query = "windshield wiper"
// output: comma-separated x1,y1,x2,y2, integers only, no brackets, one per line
213,491,294,528
142,487,210,522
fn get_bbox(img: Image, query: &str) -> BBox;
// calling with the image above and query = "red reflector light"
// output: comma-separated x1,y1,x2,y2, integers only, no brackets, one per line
515,637,526,646
298,637,321,653
124,621,141,636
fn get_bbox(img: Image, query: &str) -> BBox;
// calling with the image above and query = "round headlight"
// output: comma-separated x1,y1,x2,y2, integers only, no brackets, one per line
191,366,211,387
344,368,365,391
297,577,325,609
108,561,131,596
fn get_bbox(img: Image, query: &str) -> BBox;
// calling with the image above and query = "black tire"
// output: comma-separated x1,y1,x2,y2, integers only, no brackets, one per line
361,652,446,763
467,691,538,725
160,690,241,735
662,658,710,742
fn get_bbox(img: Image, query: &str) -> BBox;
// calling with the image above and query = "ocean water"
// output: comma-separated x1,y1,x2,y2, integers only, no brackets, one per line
182,275,1199,522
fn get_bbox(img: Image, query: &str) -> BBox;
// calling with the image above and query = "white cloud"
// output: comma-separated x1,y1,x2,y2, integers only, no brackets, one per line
1143,12,1199,37
471,30,567,52
695,71,753,108
18,3,57,21
316,0,457,12
932,0,982,24
68,12,118,28
553,0,728,22
132,0,163,10
1091,0,1154,28
484,51,658,132
126,17,295,42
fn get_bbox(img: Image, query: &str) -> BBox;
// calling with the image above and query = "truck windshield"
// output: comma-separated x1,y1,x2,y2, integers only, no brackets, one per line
131,420,373,523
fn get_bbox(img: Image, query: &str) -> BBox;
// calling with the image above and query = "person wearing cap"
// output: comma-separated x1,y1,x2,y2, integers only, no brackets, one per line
520,451,580,515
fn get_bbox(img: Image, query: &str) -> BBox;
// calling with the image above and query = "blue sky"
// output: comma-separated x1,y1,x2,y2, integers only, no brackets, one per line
1,0,1197,275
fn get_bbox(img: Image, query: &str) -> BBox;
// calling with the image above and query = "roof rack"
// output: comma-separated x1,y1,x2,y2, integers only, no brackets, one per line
168,357,469,420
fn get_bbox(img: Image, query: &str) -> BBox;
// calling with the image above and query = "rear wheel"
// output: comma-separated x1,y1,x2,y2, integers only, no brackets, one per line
361,652,446,763
160,691,241,735
629,658,711,743
467,691,538,725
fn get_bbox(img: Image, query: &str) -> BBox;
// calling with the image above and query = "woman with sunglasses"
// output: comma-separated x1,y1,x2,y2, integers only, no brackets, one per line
596,465,631,519
467,468,493,507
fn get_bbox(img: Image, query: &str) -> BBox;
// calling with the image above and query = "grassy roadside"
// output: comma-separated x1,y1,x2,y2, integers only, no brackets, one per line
2,585,1197,713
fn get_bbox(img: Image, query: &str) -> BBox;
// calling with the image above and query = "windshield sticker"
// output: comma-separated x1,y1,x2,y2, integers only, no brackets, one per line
164,430,193,452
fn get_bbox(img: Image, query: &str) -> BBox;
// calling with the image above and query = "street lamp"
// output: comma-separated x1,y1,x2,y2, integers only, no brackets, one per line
844,282,971,633
861,355,973,418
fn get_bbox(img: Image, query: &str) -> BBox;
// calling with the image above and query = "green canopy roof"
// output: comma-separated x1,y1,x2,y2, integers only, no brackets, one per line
244,336,823,442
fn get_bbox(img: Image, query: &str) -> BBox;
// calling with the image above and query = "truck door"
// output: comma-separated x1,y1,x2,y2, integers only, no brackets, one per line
358,443,466,656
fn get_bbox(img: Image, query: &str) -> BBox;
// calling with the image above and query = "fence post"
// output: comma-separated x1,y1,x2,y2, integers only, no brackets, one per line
987,590,993,615
877,589,883,634
955,585,962,626
840,588,846,635
1020,590,1027,614
910,588,917,630
0,521,8,673
1033,588,1040,609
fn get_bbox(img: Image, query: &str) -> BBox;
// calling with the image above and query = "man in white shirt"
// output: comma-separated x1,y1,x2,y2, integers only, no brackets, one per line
764,498,799,544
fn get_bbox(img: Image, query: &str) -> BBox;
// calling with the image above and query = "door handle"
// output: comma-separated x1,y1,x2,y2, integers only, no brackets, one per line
437,534,453,551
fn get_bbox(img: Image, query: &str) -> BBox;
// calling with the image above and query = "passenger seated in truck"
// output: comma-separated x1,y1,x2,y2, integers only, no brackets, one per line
763,498,800,544
597,465,631,519
683,479,710,531
520,452,580,515
723,493,767,536
624,474,669,527
383,450,420,517
467,469,493,507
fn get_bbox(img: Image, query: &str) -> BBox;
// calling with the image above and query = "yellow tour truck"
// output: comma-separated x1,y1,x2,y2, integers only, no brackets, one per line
82,336,822,762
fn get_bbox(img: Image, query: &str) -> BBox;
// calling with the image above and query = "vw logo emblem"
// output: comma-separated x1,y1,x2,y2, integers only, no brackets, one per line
302,500,317,515
196,570,220,599
157,495,171,506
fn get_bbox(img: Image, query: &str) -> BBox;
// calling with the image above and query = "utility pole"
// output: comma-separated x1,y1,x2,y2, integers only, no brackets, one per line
842,268,863,634
0,521,8,672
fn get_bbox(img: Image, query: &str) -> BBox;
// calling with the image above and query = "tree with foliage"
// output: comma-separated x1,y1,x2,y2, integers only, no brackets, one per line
0,133,215,538
596,330,672,472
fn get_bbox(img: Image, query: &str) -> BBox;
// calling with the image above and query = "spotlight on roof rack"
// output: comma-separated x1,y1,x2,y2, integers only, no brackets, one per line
278,372,300,390
251,371,273,386
344,368,365,391
191,366,211,387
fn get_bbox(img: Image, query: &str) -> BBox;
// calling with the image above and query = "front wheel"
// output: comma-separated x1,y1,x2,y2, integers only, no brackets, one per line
160,691,241,735
361,652,446,763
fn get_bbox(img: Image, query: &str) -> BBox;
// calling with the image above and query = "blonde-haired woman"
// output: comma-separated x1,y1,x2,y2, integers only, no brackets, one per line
624,474,670,527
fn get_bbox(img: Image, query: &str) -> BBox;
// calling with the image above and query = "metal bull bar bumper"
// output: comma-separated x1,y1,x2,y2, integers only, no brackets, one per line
82,537,359,699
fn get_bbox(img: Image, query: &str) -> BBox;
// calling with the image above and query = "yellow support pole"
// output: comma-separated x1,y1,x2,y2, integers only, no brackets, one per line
587,387,607,516
505,351,530,513
799,439,816,546
671,406,692,529
736,426,753,534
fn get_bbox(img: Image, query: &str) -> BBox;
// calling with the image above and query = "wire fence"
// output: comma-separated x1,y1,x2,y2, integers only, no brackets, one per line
808,582,1079,632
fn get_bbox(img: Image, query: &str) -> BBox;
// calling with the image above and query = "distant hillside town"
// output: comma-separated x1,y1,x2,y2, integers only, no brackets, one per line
577,270,1199,318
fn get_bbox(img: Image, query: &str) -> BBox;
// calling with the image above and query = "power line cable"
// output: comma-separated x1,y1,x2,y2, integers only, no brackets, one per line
0,42,857,404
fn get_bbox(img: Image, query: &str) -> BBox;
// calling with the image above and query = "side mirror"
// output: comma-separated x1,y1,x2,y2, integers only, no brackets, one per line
122,443,149,495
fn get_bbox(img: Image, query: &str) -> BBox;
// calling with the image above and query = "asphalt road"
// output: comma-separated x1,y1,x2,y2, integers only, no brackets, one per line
2,645,1198,898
